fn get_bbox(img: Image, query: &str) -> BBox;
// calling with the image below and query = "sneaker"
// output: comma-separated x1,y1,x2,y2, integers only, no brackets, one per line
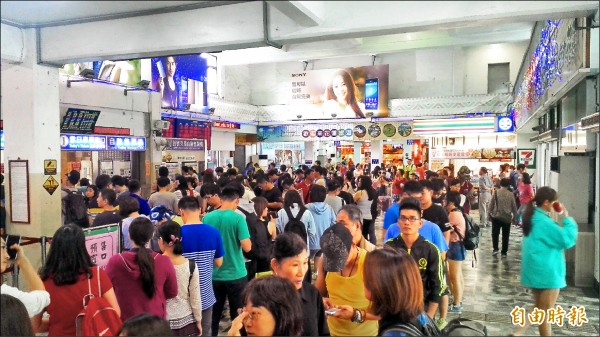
492,250,499,256
501,253,507,258
448,304,463,313
436,318,448,330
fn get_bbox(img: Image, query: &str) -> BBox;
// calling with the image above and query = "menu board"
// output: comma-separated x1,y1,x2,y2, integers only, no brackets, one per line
60,108,101,134
430,148,515,160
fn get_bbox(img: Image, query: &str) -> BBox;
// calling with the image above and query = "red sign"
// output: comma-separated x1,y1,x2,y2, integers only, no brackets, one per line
72,162,82,171
213,121,240,129
94,126,131,135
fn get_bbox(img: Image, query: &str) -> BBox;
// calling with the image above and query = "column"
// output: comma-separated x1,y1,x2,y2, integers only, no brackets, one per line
353,141,362,164
2,28,61,277
304,141,314,165
371,140,383,167
2,28,61,238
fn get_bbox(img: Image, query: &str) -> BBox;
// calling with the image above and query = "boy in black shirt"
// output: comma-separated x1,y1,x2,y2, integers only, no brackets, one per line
385,197,443,320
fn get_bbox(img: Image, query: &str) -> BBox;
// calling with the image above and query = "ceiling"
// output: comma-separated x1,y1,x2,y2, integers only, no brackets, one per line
0,1,240,27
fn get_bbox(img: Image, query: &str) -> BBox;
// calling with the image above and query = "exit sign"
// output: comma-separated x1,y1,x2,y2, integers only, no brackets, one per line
213,121,241,129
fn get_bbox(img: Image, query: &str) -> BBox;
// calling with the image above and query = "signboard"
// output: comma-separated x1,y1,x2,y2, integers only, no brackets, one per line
261,142,305,166
258,123,354,142
431,148,515,160
0,130,4,149
151,54,208,112
9,160,30,224
93,59,142,86
352,121,413,140
174,119,211,139
290,64,390,119
372,159,380,165
60,108,101,134
106,136,146,151
166,138,205,151
61,134,107,150
213,121,240,129
496,115,515,132
94,126,131,135
305,160,313,165
44,160,57,175
84,224,120,269
42,176,59,195
517,149,536,169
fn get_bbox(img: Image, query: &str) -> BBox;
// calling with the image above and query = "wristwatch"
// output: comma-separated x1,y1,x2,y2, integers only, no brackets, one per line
351,308,365,323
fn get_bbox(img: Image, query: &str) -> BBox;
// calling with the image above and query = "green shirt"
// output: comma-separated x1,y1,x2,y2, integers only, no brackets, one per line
203,209,250,281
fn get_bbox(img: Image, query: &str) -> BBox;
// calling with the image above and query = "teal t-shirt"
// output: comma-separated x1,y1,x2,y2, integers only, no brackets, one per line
203,209,250,281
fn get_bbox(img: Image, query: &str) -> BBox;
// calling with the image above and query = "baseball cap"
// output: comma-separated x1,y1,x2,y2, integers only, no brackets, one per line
150,205,176,222
319,224,354,273
204,168,214,175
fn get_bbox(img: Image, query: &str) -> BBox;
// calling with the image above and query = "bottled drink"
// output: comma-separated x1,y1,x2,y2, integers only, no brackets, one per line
552,201,564,214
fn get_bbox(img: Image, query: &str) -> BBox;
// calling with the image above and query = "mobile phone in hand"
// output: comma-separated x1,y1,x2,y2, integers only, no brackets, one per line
325,308,339,316
6,235,22,260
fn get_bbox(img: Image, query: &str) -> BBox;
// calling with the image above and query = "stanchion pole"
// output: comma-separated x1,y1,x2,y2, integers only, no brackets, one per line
41,236,47,266
11,264,19,288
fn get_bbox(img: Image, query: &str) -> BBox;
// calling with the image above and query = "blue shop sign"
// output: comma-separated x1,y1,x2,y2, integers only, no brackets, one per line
107,136,146,151
61,134,107,150
496,116,515,132
0,130,4,150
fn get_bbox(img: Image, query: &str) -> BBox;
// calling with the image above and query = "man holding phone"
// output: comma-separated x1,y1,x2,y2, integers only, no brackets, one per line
1,237,51,318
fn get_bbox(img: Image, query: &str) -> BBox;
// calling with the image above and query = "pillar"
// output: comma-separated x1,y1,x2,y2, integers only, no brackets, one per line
1,28,61,277
304,141,314,165
371,140,383,167
353,141,362,164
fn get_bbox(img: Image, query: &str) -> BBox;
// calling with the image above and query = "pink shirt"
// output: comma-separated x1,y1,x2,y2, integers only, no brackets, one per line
518,182,534,205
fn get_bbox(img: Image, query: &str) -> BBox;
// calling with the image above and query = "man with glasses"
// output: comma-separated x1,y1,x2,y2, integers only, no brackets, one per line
200,183,222,214
385,197,444,320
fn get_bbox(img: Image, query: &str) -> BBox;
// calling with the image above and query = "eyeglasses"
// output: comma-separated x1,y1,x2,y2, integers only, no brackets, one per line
399,216,421,223
237,308,261,322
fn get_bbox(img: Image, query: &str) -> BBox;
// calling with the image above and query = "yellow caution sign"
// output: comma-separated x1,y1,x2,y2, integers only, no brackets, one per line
44,159,57,175
43,176,60,195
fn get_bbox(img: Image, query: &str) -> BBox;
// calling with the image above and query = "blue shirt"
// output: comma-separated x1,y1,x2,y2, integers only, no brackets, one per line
131,193,151,216
385,220,448,252
181,223,225,310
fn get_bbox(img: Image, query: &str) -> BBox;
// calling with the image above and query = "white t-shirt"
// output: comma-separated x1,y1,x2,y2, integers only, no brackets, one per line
0,283,50,317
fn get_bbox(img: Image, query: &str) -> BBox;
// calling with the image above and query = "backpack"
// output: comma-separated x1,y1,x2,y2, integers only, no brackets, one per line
63,188,89,228
458,211,480,251
381,314,440,336
76,266,123,336
283,207,308,244
238,207,271,260
441,318,487,336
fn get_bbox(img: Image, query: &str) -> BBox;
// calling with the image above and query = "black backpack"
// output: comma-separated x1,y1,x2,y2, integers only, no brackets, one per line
63,188,89,228
442,318,487,336
283,207,308,244
460,212,480,251
238,207,271,260
381,314,440,336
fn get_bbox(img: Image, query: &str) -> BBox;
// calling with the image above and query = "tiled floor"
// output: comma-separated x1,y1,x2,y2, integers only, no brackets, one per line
216,213,599,336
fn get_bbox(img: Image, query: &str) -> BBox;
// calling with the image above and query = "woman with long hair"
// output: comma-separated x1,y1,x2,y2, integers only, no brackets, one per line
40,224,120,336
342,170,356,194
513,187,578,336
106,217,178,321
516,172,534,226
354,175,378,245
444,191,466,314
175,176,200,201
1,294,35,336
158,221,202,336
324,69,365,118
228,276,304,336
276,190,316,246
363,247,438,335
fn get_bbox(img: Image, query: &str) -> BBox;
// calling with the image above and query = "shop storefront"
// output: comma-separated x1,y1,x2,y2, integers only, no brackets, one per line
60,133,147,182
160,138,205,179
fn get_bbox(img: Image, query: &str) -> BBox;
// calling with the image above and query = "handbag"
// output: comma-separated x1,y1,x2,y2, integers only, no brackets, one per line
491,193,512,224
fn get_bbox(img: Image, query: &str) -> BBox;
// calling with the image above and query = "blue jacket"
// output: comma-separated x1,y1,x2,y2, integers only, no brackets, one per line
306,202,336,250
521,208,578,289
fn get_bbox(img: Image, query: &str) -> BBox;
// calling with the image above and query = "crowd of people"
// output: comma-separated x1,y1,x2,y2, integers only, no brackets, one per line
0,159,577,337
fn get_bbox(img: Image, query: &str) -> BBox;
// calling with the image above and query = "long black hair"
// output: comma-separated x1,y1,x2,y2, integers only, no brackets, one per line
1,294,34,336
129,217,156,298
41,224,94,285
357,175,376,201
522,186,558,236
283,190,306,211
157,221,183,255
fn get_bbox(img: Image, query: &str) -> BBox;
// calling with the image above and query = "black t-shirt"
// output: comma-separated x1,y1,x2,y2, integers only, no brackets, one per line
263,187,282,211
422,203,451,233
300,283,330,337
92,210,123,227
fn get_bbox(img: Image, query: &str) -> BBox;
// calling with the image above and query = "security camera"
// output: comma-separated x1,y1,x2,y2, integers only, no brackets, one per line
331,113,337,118
153,120,170,130
297,114,302,119
366,112,374,118
138,80,150,90
79,69,95,79
532,125,545,132
209,107,216,114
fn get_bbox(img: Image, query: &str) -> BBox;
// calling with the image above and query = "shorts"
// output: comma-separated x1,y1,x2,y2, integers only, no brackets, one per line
447,241,466,261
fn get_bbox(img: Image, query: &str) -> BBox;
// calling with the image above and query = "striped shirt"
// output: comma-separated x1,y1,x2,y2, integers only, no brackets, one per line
181,224,225,310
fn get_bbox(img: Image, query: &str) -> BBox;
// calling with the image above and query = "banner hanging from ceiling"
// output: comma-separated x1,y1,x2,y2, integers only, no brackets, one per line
351,121,413,141
257,123,355,142
290,64,389,120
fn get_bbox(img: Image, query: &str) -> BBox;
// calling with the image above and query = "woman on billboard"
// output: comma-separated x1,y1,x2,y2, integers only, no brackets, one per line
323,69,366,119
157,56,180,109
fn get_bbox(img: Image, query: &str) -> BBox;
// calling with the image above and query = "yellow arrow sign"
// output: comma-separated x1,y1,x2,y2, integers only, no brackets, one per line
43,176,60,195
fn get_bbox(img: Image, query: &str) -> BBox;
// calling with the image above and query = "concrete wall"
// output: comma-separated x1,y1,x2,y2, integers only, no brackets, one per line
219,42,528,105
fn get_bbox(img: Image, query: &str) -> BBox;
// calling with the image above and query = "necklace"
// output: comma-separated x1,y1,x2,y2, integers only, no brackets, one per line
342,247,360,277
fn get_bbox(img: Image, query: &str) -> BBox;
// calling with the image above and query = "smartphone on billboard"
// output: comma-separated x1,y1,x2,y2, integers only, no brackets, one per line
365,78,379,111
6,235,22,260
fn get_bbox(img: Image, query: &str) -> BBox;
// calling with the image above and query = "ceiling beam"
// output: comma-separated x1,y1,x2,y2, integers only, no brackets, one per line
266,1,323,27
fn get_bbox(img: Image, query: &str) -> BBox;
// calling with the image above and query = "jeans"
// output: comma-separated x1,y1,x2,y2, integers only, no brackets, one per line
211,277,248,336
362,218,376,245
479,192,492,226
201,306,213,336
491,217,511,254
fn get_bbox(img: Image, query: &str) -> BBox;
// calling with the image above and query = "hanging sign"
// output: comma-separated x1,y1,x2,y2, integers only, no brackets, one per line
496,116,515,132
166,138,205,150
213,121,241,129
517,149,536,169
106,136,146,151
84,224,120,269
61,134,107,150
60,108,101,134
